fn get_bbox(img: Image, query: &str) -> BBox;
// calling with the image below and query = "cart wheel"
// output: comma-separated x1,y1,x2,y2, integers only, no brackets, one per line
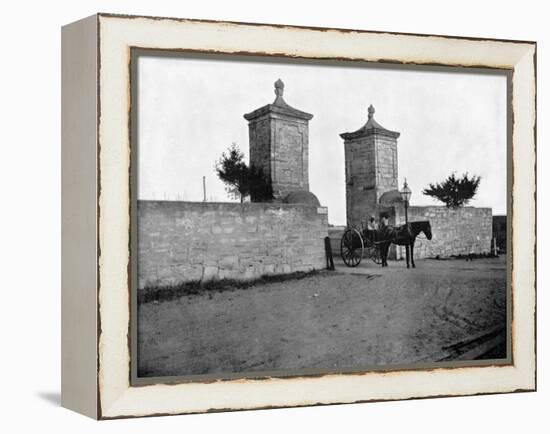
341,228,364,267
368,246,382,265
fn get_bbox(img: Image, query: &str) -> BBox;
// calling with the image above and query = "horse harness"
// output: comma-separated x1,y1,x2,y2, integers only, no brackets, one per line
377,223,412,243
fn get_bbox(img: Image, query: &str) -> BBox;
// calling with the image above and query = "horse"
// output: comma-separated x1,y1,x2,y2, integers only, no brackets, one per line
378,221,432,268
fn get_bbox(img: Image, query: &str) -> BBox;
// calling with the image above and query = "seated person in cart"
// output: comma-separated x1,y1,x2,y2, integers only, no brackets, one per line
365,215,378,242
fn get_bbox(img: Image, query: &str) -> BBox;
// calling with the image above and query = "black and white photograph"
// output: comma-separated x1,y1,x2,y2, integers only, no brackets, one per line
133,53,510,380
2,0,543,428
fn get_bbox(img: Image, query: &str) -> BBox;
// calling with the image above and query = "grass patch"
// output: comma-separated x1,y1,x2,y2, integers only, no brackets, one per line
138,269,323,304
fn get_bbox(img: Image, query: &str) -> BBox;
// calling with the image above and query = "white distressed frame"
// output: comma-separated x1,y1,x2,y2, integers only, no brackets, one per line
65,13,536,419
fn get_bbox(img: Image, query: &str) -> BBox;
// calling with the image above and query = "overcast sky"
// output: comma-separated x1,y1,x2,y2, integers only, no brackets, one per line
137,54,507,225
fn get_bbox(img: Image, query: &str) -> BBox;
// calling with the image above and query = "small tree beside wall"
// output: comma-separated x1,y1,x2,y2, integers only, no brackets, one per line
423,173,481,208
215,143,273,203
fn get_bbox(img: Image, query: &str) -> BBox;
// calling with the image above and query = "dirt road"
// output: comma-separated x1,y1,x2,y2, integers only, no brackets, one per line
137,257,507,377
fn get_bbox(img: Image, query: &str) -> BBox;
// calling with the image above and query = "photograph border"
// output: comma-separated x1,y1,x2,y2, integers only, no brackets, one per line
129,49,515,387
62,12,536,419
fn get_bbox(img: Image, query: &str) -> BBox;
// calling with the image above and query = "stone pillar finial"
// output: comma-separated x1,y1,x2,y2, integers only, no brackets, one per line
274,78,285,97
368,104,375,119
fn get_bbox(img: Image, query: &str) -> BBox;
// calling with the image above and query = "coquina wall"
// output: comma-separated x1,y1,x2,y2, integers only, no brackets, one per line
394,205,493,259
138,201,329,290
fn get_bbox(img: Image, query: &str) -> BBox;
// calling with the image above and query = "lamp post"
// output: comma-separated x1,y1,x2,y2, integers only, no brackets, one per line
400,179,412,225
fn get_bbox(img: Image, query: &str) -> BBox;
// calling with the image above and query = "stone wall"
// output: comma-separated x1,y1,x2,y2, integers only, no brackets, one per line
344,136,377,227
137,200,329,290
374,136,399,198
248,118,272,180
247,115,311,200
273,118,309,193
394,205,493,259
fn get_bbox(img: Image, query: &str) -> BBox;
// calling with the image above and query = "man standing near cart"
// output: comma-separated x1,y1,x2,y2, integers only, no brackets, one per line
379,213,392,240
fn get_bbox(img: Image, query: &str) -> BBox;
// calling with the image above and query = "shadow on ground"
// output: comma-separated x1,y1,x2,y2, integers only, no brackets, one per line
37,391,61,407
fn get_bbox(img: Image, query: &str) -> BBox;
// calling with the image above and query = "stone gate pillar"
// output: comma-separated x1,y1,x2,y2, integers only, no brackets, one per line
340,105,401,228
244,79,313,201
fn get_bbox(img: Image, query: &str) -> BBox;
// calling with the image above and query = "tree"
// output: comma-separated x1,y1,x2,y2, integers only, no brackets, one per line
215,143,273,203
422,173,481,208
215,143,249,202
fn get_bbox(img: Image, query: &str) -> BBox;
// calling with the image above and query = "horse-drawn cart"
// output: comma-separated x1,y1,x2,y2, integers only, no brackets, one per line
340,221,432,268
340,228,382,267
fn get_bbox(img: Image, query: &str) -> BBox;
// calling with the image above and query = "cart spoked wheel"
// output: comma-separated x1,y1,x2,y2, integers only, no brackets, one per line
367,245,382,265
340,228,364,267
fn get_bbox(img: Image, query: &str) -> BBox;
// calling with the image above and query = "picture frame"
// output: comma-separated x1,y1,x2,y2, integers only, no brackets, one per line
61,13,536,419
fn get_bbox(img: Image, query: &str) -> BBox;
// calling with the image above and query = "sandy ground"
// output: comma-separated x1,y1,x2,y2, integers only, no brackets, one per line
137,257,507,377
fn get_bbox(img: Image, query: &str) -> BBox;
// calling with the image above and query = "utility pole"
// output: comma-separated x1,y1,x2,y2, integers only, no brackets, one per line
203,176,206,202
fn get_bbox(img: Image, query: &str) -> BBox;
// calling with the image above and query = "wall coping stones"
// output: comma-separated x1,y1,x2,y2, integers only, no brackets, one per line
138,200,328,214
408,205,492,212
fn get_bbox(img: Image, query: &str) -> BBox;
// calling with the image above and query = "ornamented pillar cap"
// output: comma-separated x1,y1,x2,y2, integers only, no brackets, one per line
368,104,375,119
340,104,400,140
274,79,286,106
274,78,285,96
244,78,313,121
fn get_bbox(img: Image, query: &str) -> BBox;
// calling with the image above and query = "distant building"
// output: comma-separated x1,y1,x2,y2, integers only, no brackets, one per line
492,215,507,253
